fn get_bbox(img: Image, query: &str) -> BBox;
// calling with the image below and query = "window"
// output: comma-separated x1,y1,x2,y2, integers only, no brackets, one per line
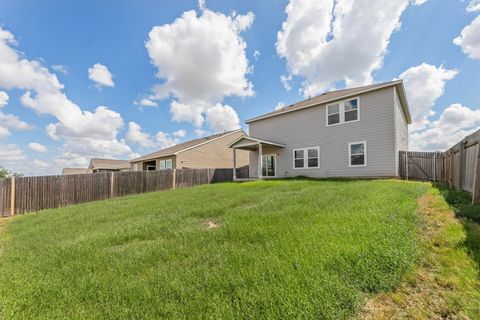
349,141,367,167
326,97,359,126
294,149,304,168
159,159,173,170
133,164,139,171
327,103,340,125
294,147,319,169
344,99,358,122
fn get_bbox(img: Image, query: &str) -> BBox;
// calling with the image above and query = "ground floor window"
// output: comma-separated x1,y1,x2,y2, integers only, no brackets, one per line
159,159,173,170
293,147,319,169
349,141,367,167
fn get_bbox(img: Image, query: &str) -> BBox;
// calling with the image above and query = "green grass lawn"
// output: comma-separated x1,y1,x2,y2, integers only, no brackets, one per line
0,179,430,319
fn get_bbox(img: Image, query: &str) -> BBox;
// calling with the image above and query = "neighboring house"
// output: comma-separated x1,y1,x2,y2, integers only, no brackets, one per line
62,168,89,175
230,80,411,179
130,129,249,171
88,159,131,173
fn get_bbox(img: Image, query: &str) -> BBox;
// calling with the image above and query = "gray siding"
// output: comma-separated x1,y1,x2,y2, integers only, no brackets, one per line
248,87,400,178
394,87,409,175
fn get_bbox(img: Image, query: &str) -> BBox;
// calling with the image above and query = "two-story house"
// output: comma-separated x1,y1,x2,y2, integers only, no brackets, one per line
230,80,411,179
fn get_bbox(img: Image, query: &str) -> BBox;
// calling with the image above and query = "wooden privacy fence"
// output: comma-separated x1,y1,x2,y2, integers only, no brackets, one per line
399,129,480,203
0,168,243,217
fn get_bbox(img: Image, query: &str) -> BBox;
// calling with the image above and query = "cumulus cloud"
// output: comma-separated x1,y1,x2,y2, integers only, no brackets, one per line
126,121,184,150
0,144,26,162
205,104,240,132
253,50,260,60
134,98,158,107
399,63,458,132
125,122,156,148
28,142,48,153
275,102,285,110
145,8,253,131
195,128,208,137
0,90,32,138
173,129,186,138
32,158,49,168
88,63,114,88
410,103,480,151
454,15,480,60
52,64,68,75
467,0,480,12
276,0,429,96
0,26,131,165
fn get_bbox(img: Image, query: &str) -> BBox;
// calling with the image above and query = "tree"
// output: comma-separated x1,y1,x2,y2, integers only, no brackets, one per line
0,166,23,179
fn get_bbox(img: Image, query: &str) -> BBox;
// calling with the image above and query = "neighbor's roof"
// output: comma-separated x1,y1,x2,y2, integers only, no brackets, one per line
88,158,131,170
131,129,245,163
62,168,88,175
246,80,412,124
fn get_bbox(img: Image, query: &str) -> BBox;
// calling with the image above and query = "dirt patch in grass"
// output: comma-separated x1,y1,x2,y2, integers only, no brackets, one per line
205,220,220,229
360,191,480,319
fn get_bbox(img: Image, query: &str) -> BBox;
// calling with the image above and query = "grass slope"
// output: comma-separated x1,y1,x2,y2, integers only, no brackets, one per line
0,179,427,319
361,187,480,319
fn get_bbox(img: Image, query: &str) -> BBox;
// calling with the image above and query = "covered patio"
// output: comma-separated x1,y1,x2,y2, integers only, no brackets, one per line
229,136,285,180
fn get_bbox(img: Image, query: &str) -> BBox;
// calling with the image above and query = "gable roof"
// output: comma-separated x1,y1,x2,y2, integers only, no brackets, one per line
62,168,88,175
246,80,412,124
88,159,131,170
131,129,245,163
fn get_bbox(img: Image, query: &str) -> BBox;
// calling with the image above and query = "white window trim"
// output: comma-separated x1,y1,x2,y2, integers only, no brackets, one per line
165,159,173,170
159,160,166,170
293,147,320,169
326,97,360,127
348,141,367,167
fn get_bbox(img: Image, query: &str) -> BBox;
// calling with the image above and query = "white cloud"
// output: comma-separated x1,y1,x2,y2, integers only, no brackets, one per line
280,74,292,91
195,128,208,137
145,8,253,130
454,15,480,60
253,50,260,60
0,90,32,138
155,131,179,149
399,63,458,131
410,103,480,151
52,64,68,75
0,144,26,162
32,158,49,168
411,0,428,5
28,142,48,153
276,0,428,96
88,63,114,88
275,102,285,110
0,26,131,165
134,98,158,107
198,0,206,11
125,122,156,148
173,129,186,138
467,0,480,12
205,103,240,132
0,91,8,107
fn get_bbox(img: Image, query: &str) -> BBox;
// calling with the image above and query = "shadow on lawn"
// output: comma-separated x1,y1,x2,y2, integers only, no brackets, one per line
436,184,480,271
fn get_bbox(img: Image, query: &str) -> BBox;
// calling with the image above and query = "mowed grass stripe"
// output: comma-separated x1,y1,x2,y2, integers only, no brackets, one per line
0,179,428,319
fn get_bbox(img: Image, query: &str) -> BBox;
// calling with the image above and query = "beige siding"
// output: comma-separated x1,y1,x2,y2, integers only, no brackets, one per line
394,87,409,176
177,131,249,168
248,87,400,178
130,155,177,171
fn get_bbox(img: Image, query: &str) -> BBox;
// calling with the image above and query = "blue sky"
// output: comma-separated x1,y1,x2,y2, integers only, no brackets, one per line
0,0,479,175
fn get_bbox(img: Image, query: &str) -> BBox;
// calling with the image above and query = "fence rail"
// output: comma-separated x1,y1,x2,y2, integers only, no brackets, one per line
399,129,480,203
0,168,241,217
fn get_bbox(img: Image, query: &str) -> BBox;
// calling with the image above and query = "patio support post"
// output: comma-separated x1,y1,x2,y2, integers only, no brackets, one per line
233,148,237,180
258,143,263,179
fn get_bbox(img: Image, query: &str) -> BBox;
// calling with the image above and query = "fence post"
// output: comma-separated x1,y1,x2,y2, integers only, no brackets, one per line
405,151,409,180
473,144,480,204
110,173,115,198
10,176,15,216
459,140,466,190
172,169,176,189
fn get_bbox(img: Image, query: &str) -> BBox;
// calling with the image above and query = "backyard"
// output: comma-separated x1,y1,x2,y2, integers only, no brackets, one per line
0,179,479,319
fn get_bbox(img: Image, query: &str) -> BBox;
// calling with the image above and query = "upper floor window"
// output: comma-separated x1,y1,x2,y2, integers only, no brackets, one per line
159,159,173,170
327,98,359,126
293,147,319,169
